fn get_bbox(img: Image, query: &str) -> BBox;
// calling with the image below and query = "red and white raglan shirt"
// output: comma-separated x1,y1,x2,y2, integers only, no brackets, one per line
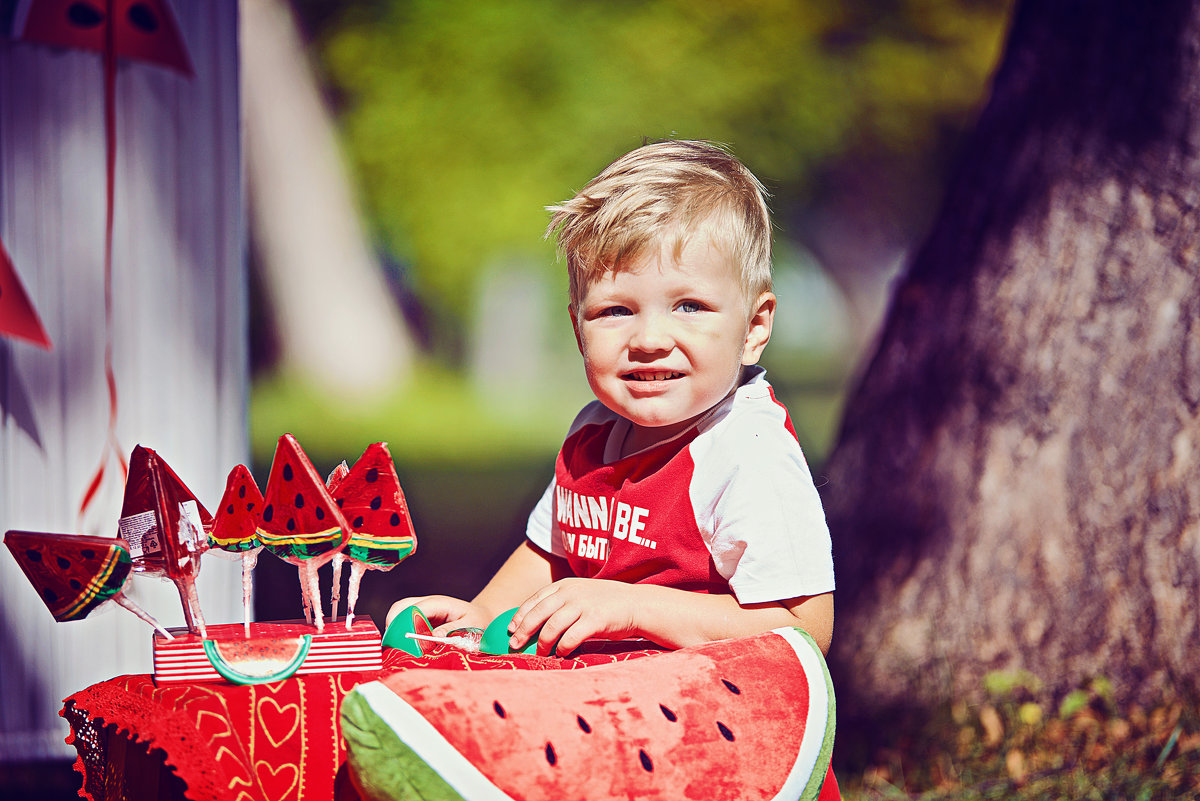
526,367,835,603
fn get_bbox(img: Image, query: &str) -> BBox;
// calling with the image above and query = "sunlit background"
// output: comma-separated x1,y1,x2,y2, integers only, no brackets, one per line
244,0,1015,625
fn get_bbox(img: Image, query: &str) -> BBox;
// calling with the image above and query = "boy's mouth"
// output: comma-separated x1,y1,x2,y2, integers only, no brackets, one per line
623,371,684,382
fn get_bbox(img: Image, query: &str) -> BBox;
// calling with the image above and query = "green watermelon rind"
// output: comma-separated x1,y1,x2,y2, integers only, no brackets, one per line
343,626,835,801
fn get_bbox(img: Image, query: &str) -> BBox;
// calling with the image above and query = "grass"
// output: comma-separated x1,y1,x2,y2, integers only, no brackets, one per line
838,678,1200,801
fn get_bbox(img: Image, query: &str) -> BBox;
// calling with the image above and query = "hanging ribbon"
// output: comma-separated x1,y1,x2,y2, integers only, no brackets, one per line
78,0,127,525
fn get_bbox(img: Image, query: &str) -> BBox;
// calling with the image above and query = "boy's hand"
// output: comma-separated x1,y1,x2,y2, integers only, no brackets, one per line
385,595,494,636
508,578,642,656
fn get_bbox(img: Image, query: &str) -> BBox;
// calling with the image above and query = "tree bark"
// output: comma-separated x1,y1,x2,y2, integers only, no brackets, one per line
823,0,1200,718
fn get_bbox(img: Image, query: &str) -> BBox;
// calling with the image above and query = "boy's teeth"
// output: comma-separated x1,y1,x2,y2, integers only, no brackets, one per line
632,371,678,381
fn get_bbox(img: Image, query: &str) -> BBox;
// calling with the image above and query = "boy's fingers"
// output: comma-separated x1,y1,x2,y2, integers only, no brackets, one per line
535,607,582,656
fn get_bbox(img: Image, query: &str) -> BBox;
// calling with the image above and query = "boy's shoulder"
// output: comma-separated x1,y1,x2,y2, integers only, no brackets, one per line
692,369,807,466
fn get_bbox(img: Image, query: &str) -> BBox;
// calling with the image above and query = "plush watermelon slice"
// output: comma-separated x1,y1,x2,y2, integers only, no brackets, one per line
257,434,352,565
342,627,835,801
209,464,264,553
3,531,133,621
333,442,417,566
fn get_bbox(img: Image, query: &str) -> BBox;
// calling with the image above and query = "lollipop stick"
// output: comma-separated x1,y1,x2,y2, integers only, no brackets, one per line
186,578,208,639
114,591,174,640
304,560,325,632
299,568,312,624
345,560,367,630
330,553,345,620
241,550,260,636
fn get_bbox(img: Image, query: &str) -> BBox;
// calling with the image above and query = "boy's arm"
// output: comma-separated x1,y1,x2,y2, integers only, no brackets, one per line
385,540,560,635
508,579,833,656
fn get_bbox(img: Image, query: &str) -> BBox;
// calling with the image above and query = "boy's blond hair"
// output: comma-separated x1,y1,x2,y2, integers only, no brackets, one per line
546,140,772,310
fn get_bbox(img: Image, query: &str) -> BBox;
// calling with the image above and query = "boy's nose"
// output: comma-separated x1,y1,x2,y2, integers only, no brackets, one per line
628,312,674,353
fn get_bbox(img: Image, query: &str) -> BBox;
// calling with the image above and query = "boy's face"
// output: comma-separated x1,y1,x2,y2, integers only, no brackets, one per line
570,236,774,448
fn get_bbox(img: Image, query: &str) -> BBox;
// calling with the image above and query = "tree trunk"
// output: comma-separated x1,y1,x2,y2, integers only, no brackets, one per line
823,0,1200,719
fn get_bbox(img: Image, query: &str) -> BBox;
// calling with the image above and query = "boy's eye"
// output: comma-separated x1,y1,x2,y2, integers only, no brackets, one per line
677,301,704,313
597,306,632,317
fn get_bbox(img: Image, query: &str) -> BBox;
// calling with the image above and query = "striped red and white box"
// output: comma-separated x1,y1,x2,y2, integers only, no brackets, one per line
153,617,382,684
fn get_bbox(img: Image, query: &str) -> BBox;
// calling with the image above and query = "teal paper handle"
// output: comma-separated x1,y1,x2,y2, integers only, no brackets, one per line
480,607,538,655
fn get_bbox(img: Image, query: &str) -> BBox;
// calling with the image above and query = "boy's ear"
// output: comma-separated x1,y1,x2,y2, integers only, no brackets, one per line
569,305,584,354
741,291,775,365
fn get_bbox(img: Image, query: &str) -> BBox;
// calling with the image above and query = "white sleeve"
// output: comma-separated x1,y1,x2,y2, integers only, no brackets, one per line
525,475,566,557
690,406,835,604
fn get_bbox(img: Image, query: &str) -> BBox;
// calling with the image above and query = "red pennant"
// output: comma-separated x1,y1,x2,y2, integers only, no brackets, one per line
18,0,193,75
0,237,52,349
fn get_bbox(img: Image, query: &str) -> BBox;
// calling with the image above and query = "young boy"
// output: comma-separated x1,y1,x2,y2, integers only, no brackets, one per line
389,139,834,657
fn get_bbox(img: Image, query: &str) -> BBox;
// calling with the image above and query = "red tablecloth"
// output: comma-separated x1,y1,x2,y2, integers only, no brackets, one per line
61,643,666,801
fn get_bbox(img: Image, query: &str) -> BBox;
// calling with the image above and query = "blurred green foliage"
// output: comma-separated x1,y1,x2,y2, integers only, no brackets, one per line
300,0,1012,355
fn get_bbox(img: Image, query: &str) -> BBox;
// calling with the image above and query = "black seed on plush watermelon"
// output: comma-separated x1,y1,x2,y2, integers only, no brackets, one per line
493,701,505,718
660,704,676,722
283,464,293,481
26,549,41,562
718,721,735,741
576,715,590,733
365,468,378,483
263,505,274,522
295,493,305,508
81,549,95,560
315,507,325,521
722,679,741,694
639,749,653,771
545,743,557,766
56,556,70,570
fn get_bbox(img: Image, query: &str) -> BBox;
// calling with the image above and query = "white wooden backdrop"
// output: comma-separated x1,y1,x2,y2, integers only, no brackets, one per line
0,1,244,760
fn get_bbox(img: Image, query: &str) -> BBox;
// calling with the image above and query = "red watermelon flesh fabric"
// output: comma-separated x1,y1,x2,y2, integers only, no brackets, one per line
342,627,835,801
210,464,264,553
117,445,213,581
258,434,352,565
332,442,417,566
4,531,133,622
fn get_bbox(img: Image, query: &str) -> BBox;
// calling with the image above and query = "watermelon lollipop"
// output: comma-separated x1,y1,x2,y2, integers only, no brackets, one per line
257,434,352,631
117,445,213,636
330,442,417,630
209,464,264,635
3,530,173,639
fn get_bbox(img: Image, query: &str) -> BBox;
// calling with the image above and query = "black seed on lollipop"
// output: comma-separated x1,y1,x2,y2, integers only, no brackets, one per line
390,513,400,527
365,468,379,483
69,579,82,590
26,550,42,563
294,493,305,508
336,499,344,508
56,557,71,570
43,588,58,603
81,549,95,560
127,3,159,34
315,507,325,521
247,503,256,512
282,464,294,481
226,504,235,515
353,516,364,528
238,484,246,499
370,496,382,510
67,3,104,29
263,505,274,522
287,519,296,531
